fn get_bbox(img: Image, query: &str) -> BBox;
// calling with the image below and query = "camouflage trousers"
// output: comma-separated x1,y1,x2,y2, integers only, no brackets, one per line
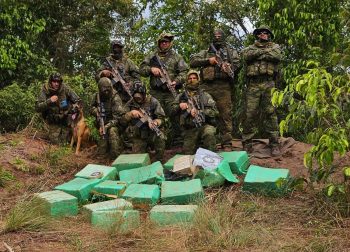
202,80,233,143
46,123,71,145
242,80,279,147
130,129,166,161
150,90,180,146
182,125,216,154
97,126,122,158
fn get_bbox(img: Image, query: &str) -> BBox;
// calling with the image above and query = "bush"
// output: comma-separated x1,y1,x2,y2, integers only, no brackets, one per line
0,83,40,132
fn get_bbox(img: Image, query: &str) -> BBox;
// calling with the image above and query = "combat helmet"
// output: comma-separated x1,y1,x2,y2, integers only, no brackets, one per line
186,70,201,90
253,25,274,39
157,31,174,45
187,70,201,82
110,39,124,50
132,81,146,96
49,72,63,83
98,77,112,90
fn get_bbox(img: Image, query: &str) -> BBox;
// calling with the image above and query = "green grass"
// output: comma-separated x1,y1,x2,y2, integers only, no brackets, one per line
1,195,51,233
0,166,15,187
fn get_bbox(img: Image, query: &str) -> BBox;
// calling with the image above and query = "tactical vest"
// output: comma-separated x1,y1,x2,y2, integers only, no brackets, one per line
246,60,278,77
43,86,71,124
201,47,232,81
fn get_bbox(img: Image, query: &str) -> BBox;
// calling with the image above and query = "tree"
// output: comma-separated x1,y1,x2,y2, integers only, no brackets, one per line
0,1,47,87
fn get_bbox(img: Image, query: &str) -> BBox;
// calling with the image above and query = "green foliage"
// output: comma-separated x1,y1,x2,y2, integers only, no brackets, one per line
323,167,350,216
0,83,40,132
272,62,350,182
258,0,342,86
85,116,100,142
130,0,256,62
0,166,15,188
63,74,97,111
0,1,48,87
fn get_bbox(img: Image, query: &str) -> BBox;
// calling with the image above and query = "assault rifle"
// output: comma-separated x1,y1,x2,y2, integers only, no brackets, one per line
183,91,205,128
96,93,107,139
134,106,163,138
105,58,133,99
150,54,178,98
209,43,235,79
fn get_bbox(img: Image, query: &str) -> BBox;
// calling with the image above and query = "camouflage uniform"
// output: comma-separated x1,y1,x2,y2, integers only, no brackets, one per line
121,87,166,161
190,30,239,144
96,40,140,104
241,26,282,152
91,78,126,158
36,74,80,144
171,70,219,154
139,32,188,145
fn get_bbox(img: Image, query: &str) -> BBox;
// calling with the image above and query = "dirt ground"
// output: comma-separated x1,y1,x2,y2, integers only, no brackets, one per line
1,132,350,251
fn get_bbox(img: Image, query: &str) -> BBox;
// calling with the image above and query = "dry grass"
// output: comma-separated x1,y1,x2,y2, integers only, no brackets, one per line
1,195,52,234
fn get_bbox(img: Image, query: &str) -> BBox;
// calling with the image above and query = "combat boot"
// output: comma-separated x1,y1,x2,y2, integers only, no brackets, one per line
242,141,253,153
271,145,281,157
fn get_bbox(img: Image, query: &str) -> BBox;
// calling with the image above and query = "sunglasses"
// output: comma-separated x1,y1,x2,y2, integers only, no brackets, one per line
259,31,269,35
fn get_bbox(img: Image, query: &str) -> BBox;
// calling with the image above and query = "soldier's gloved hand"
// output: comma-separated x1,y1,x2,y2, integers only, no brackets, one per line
130,110,143,118
151,67,161,76
92,107,98,116
100,70,112,78
179,102,188,110
222,62,232,73
105,123,112,130
208,57,218,65
148,119,159,130
50,95,58,103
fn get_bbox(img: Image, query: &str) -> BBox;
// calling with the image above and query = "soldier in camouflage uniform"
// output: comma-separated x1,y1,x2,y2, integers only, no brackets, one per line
121,83,166,161
241,26,282,156
190,29,239,146
96,40,140,104
171,70,219,154
139,32,188,145
36,73,81,144
91,77,125,158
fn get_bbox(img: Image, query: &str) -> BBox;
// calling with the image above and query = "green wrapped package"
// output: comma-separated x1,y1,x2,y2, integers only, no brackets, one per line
219,151,250,175
161,179,204,204
112,153,151,174
243,165,290,195
122,184,160,208
55,178,101,203
150,205,198,226
91,210,140,232
75,164,117,181
195,160,239,187
119,161,164,185
92,180,127,197
35,190,78,217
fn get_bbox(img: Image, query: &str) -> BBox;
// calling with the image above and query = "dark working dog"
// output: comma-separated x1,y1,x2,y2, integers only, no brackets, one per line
70,103,90,154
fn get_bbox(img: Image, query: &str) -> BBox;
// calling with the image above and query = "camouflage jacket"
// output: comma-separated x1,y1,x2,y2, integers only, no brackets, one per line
122,95,166,132
139,49,188,91
171,89,218,128
242,41,282,78
96,55,140,103
190,43,239,81
90,91,125,128
36,83,80,124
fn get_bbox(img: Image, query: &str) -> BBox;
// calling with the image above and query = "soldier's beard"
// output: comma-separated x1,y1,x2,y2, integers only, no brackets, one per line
213,40,224,49
100,91,111,100
258,38,269,43
186,80,199,90
112,51,123,60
